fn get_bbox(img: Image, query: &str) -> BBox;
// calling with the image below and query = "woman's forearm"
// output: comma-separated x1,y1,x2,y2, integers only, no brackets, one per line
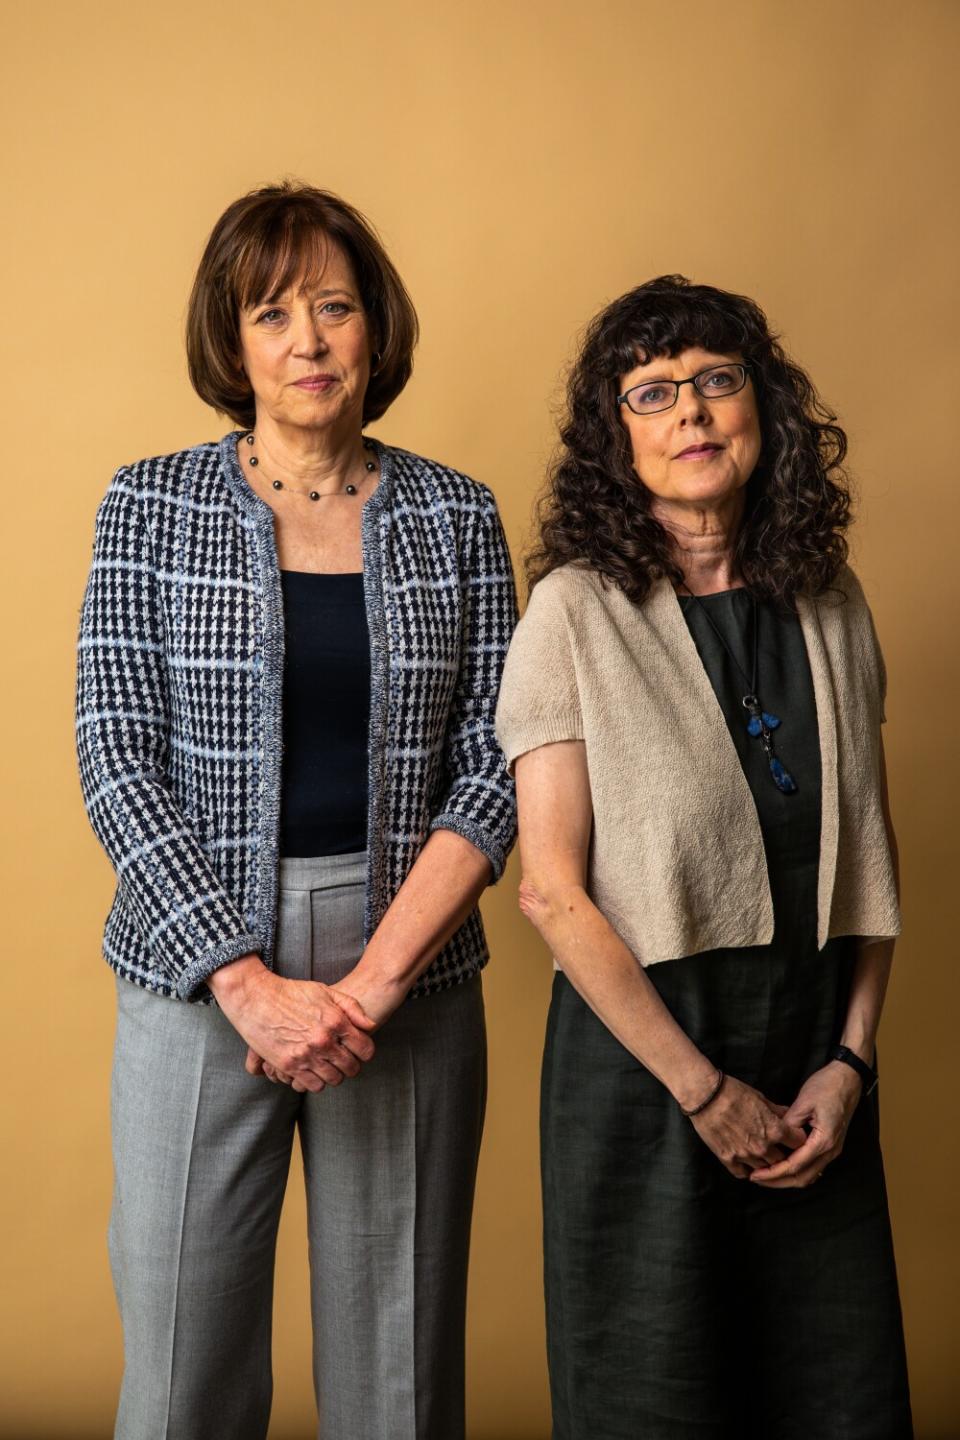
840,735,899,1063
343,828,492,1007
840,938,895,1063
521,879,719,1110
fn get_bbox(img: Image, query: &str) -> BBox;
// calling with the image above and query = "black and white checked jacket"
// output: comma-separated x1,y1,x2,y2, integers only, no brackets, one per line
76,434,518,1001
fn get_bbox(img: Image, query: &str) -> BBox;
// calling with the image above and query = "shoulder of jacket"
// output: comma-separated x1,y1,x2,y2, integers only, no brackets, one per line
381,444,496,512
121,440,221,487
108,441,224,507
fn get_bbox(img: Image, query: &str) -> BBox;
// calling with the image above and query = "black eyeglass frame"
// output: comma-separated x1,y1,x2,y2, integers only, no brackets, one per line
617,362,752,416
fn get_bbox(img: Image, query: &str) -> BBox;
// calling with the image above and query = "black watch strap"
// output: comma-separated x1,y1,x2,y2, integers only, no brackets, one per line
830,1044,878,1095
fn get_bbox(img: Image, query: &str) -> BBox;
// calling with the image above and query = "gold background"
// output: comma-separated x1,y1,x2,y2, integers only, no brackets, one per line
2,1,958,1435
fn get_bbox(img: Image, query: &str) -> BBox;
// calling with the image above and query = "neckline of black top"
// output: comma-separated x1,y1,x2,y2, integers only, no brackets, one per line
280,570,364,579
677,587,750,603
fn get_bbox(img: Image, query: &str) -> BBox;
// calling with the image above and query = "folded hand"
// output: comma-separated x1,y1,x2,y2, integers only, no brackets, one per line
209,957,376,1094
690,1074,808,1179
747,1061,862,1188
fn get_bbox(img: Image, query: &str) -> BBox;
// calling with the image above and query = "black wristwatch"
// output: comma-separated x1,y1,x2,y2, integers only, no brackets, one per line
830,1044,878,1096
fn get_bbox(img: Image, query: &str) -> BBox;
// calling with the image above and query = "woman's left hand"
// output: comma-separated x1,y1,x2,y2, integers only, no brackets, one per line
748,1061,863,1188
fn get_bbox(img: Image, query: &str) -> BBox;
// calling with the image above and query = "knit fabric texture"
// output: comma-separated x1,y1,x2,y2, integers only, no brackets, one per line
494,562,901,967
76,434,518,1002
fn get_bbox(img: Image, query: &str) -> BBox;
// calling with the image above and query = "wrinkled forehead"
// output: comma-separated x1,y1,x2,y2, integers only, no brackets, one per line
234,221,351,310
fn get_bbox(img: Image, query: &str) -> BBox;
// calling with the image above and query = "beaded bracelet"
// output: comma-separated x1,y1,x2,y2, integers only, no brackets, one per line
681,1069,726,1118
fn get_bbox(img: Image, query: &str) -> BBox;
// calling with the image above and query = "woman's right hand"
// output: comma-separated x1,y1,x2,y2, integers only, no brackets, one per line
689,1074,808,1179
208,955,377,1093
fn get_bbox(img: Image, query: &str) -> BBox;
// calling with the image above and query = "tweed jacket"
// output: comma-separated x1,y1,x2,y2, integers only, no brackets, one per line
76,434,518,1001
495,561,901,968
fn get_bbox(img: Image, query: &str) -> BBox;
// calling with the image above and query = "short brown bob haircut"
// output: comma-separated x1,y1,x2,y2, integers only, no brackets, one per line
187,181,419,430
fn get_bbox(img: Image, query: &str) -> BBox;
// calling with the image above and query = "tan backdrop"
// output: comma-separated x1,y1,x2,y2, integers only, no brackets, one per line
2,1,958,1435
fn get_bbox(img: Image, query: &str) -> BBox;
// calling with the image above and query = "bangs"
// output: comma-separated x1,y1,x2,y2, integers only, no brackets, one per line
232,211,337,310
604,285,758,377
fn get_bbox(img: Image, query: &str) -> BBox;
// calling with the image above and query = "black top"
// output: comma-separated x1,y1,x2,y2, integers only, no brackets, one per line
279,571,371,858
677,588,821,905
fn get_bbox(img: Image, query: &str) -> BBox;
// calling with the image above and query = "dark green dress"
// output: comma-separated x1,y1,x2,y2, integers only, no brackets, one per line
541,589,912,1440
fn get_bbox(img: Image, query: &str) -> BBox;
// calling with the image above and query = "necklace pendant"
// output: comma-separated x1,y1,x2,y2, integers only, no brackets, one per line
345,483,358,495
746,709,781,737
769,756,798,794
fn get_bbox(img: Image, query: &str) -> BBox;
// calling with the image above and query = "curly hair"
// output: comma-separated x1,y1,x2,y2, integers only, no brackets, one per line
527,276,852,608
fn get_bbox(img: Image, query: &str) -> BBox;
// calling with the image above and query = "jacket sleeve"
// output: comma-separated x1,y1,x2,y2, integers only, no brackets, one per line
427,486,519,881
76,470,262,999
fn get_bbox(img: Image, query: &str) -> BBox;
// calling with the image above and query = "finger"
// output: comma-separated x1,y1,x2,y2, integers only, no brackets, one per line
773,1120,809,1150
748,1133,831,1182
291,1074,325,1094
745,1141,797,1169
245,1047,265,1076
305,1058,347,1087
317,1000,376,1063
337,1031,376,1064
329,989,378,1031
327,1042,361,1079
781,1101,815,1131
751,1156,833,1190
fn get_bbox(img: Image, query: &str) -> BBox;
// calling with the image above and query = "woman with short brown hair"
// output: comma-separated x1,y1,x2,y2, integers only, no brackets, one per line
77,181,517,1439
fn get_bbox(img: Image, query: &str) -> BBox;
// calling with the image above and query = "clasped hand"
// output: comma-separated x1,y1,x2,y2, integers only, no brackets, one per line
691,1063,862,1188
212,961,377,1094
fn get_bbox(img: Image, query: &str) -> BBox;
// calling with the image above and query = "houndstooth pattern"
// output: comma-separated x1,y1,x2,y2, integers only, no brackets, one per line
76,433,518,1002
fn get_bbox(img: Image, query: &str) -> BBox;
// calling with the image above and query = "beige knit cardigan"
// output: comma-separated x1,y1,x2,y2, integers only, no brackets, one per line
494,563,901,967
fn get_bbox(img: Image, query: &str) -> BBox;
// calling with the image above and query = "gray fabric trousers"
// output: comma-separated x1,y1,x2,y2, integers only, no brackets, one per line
109,852,487,1440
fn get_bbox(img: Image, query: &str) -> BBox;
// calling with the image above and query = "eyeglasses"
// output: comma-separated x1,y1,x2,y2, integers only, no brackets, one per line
617,363,751,416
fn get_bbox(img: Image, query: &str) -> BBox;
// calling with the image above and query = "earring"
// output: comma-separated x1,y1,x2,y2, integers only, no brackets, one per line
371,351,382,373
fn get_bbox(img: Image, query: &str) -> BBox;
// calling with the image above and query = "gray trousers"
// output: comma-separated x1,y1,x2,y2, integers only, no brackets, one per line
109,852,487,1440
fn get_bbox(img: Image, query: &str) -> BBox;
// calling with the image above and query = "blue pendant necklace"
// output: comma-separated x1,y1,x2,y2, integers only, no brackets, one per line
683,586,798,795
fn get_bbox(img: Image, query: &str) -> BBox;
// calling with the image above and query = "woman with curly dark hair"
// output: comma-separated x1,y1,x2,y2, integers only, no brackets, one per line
495,277,912,1438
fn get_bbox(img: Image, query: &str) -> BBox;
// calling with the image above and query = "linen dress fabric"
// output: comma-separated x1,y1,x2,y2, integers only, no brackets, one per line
77,435,517,1440
495,568,911,1440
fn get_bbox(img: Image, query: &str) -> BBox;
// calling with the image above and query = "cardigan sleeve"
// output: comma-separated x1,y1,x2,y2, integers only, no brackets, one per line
427,487,519,881
76,470,262,999
494,568,585,770
839,565,889,724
